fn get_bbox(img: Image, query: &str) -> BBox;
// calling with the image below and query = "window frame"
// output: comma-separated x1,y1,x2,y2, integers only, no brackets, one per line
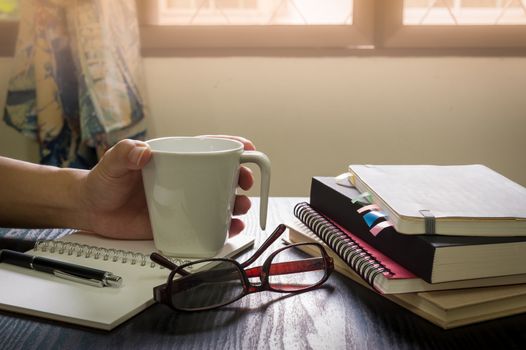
137,0,375,53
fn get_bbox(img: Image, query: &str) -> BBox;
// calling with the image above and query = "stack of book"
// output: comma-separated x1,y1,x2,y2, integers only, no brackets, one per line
288,164,526,329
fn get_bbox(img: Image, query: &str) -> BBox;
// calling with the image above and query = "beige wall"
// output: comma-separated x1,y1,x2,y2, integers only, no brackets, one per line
1,56,525,196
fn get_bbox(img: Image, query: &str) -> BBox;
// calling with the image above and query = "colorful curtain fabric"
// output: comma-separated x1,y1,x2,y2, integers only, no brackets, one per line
3,0,147,168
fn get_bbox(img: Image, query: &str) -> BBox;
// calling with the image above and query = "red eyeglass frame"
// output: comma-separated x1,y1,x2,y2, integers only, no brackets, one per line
151,224,334,311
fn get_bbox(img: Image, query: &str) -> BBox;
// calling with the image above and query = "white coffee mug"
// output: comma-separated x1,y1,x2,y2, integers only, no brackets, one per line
142,136,271,257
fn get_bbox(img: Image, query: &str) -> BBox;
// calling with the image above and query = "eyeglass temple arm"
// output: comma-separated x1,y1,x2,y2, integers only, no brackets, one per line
151,224,286,272
240,224,287,268
244,257,328,278
150,252,191,276
170,258,328,289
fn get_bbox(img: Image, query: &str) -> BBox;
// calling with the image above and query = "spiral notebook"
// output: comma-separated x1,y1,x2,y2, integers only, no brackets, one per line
0,232,254,330
292,203,526,294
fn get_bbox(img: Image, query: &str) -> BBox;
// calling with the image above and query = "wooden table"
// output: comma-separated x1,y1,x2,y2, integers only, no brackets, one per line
1,197,526,350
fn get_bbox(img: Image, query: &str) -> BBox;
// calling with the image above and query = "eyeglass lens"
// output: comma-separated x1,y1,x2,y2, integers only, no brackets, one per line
267,244,328,292
170,260,245,310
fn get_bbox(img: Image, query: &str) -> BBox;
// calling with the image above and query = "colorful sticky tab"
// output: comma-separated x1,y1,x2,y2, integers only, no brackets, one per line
363,211,387,228
334,172,351,186
370,221,394,236
351,192,372,205
357,204,381,214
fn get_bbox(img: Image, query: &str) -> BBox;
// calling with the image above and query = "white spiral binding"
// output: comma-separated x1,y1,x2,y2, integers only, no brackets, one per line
33,240,189,269
294,202,391,290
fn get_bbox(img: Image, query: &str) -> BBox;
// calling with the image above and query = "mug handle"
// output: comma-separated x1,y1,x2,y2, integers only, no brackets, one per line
240,151,271,230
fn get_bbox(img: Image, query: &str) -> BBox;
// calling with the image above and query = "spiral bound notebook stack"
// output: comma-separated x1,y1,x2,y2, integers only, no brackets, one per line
291,203,526,294
0,231,254,330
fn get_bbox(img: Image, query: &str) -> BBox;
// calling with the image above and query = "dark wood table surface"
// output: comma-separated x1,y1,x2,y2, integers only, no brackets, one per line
1,197,526,350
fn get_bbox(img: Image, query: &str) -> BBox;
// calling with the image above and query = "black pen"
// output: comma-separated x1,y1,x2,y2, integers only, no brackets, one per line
0,249,122,288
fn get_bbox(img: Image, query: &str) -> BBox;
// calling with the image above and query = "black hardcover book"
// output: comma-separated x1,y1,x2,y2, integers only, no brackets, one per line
309,176,526,283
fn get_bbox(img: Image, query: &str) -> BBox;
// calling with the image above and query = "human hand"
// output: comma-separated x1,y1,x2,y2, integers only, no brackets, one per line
80,136,255,239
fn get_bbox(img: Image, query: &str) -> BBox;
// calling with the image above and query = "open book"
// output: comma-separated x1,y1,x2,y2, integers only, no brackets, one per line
0,232,253,330
347,164,526,236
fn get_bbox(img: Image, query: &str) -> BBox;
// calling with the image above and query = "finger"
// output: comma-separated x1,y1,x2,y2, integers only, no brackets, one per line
233,195,251,215
96,139,151,179
199,135,256,151
127,141,152,169
228,218,245,237
238,166,254,191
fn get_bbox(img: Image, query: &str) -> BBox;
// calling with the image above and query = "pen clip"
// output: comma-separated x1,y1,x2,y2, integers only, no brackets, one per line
53,270,104,288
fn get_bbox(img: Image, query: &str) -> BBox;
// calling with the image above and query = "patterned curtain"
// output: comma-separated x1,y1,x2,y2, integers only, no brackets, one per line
3,0,148,168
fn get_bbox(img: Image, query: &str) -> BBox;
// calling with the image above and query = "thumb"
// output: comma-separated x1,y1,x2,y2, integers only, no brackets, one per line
97,139,151,178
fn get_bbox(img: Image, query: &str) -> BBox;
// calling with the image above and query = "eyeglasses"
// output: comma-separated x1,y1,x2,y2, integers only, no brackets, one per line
151,224,334,311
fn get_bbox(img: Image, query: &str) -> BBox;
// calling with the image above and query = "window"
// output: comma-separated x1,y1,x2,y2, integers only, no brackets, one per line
1,0,525,56
138,0,373,51
380,0,526,48
404,0,526,25
140,0,526,51
155,0,354,25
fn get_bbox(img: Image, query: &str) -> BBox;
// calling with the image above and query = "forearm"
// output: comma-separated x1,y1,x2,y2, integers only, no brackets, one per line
0,156,89,229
